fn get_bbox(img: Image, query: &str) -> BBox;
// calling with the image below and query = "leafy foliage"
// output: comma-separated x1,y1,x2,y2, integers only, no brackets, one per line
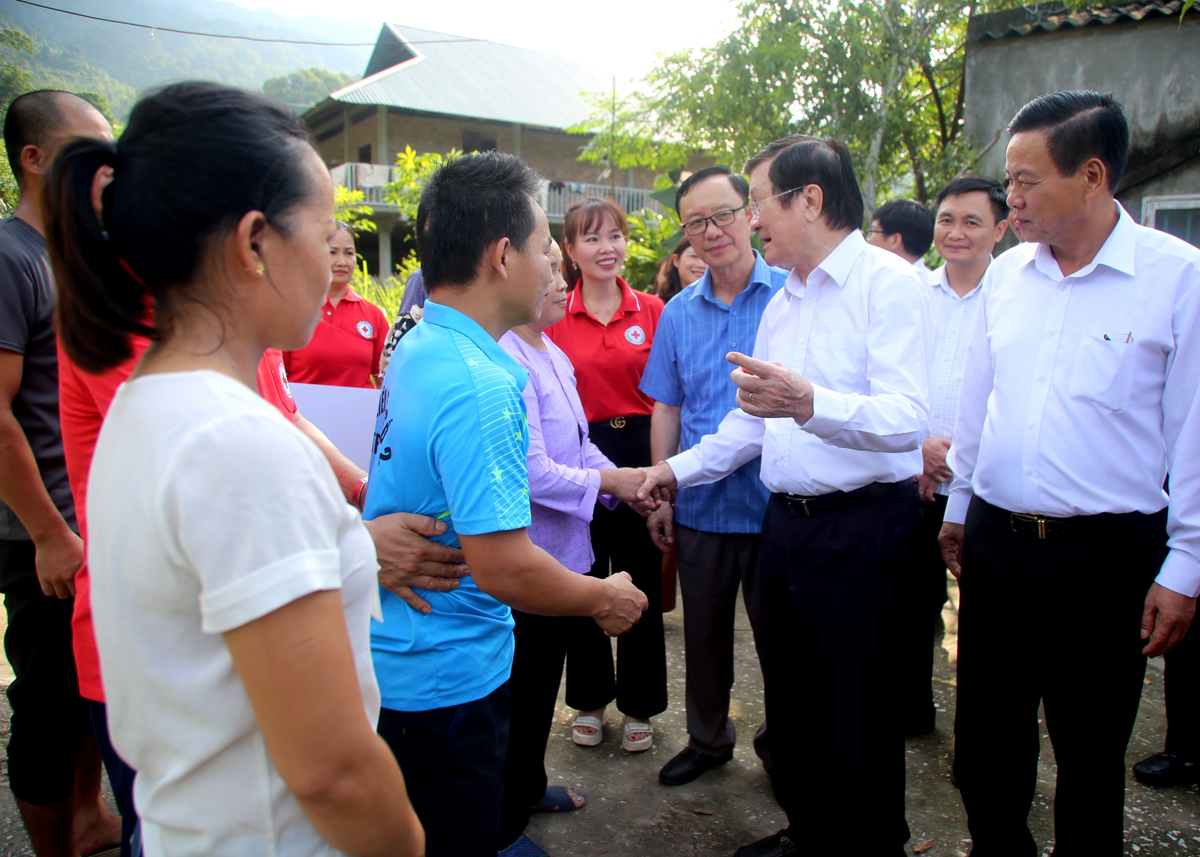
625,208,683,290
334,186,377,235
567,91,692,183
350,260,407,321
262,67,357,109
578,0,1018,222
384,146,460,220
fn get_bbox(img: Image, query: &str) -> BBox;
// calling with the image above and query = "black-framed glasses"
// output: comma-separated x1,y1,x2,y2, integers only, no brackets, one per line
681,205,747,236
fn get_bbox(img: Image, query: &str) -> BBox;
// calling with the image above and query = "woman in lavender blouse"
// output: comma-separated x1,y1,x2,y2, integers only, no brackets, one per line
496,242,647,857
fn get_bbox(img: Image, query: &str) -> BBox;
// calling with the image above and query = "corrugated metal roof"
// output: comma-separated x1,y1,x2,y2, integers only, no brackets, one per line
967,0,1191,42
326,24,608,130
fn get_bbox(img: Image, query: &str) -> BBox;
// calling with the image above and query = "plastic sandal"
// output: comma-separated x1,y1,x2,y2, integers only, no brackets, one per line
621,720,653,752
532,785,586,813
499,834,549,857
571,714,603,747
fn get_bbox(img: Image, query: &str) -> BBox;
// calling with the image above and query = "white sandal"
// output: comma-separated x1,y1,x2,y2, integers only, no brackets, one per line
621,720,653,752
571,715,604,747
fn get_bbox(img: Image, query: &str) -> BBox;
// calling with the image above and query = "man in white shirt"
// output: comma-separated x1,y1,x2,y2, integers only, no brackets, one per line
938,91,1199,857
895,175,1009,737
867,198,935,284
638,135,933,857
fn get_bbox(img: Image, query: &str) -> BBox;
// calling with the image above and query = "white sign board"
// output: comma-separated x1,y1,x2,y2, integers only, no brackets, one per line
289,382,381,472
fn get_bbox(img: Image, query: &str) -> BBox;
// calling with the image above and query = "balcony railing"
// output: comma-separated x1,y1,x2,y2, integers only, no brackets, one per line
330,162,664,220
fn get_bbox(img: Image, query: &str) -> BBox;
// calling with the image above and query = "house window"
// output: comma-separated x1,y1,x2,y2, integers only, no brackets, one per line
462,130,497,153
358,143,372,164
1143,194,1200,248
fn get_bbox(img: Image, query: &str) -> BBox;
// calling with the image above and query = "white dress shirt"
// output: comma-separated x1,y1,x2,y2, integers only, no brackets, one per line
913,257,936,287
669,230,933,496
928,263,986,497
946,204,1200,597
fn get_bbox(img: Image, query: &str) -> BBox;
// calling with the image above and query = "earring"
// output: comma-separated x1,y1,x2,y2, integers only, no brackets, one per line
247,262,264,276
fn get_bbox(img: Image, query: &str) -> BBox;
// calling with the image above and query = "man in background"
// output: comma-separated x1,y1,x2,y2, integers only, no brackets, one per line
895,175,1008,737
640,166,787,786
868,198,936,282
0,90,120,857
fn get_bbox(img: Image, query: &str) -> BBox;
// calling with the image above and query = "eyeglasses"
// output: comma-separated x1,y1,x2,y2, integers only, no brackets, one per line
681,205,747,236
748,187,799,219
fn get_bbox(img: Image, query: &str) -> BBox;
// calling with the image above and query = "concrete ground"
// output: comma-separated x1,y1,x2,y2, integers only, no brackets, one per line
0,576,1196,856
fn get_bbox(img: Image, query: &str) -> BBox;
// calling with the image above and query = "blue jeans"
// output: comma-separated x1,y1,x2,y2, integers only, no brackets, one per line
88,700,140,857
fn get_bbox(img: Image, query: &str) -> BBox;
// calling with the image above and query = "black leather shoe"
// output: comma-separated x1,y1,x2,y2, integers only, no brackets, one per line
1133,752,1200,786
659,746,733,785
732,830,801,857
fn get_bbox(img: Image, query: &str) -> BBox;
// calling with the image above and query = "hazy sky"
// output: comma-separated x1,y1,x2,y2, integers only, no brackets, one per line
230,0,741,83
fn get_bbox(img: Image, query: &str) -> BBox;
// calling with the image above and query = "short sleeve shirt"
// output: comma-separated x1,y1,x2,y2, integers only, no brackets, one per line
88,370,380,857
0,216,75,541
364,300,531,712
639,252,787,532
283,289,389,389
544,278,664,422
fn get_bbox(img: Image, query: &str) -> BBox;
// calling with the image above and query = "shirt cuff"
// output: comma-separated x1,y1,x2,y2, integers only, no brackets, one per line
943,491,973,525
1155,549,1200,599
666,448,702,490
796,384,845,438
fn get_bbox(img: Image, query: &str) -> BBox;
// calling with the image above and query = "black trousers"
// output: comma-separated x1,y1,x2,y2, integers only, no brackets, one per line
0,540,92,806
759,483,919,856
895,493,950,735
497,609,583,850
676,525,766,757
1162,619,1199,761
377,683,511,857
565,419,667,720
954,498,1168,857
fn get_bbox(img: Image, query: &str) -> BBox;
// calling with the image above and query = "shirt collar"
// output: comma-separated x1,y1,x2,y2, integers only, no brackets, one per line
328,287,363,305
421,300,529,388
1027,201,1137,281
914,257,930,271
688,250,776,305
566,276,640,318
932,261,987,300
786,229,865,297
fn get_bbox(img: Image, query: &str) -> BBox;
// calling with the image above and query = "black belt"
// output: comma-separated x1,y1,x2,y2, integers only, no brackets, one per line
588,415,650,431
979,499,1154,541
776,480,912,517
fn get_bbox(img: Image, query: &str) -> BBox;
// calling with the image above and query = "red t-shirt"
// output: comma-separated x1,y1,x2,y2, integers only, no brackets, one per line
544,277,663,423
282,288,389,389
59,341,297,702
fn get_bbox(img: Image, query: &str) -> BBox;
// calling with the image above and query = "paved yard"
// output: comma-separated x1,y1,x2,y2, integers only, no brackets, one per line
0,577,1196,856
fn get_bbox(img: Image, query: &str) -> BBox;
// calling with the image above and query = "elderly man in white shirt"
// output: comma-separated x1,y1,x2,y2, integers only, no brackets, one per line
938,91,1200,857
638,135,933,857
894,175,1010,738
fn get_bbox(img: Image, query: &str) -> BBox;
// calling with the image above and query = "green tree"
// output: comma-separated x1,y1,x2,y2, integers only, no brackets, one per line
579,0,1017,222
263,67,357,108
0,28,36,213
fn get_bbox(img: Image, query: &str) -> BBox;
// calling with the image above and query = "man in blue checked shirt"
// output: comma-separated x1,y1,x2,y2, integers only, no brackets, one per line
640,166,788,786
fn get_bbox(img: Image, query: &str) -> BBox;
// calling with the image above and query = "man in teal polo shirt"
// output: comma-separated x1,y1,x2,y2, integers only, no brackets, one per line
364,152,647,857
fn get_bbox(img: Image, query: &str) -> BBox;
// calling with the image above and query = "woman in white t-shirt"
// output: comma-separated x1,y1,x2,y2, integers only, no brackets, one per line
44,82,424,857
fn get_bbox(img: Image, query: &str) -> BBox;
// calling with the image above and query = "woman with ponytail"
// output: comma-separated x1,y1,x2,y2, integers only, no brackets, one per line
46,82,423,857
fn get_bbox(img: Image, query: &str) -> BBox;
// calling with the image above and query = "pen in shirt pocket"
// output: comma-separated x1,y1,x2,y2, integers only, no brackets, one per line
1102,333,1134,343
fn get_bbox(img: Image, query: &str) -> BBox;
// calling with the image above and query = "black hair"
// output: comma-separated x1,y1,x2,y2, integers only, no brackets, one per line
416,151,542,290
747,136,864,232
933,174,1008,226
45,81,319,373
1007,91,1129,193
3,90,97,187
872,199,934,257
658,236,692,303
675,166,749,215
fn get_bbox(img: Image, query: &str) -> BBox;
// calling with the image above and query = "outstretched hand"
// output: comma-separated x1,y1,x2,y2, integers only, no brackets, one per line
727,352,815,423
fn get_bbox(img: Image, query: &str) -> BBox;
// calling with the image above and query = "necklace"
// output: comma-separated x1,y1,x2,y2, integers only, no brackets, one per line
583,284,621,323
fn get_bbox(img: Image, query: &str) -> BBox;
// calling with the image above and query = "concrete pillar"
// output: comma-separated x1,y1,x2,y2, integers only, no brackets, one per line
342,106,350,164
378,219,393,278
512,122,522,158
377,105,388,165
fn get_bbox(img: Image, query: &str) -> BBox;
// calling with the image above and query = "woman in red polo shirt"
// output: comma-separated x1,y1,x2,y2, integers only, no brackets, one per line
545,198,666,753
283,222,389,388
